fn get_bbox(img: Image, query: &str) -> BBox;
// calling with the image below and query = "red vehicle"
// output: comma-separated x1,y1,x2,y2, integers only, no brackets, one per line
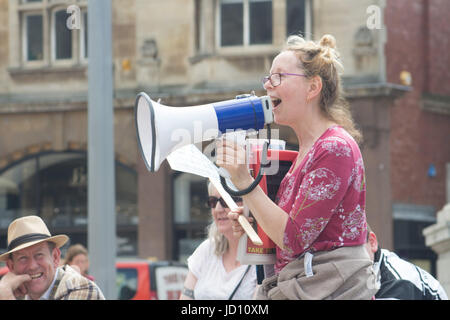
116,260,188,300
0,260,188,300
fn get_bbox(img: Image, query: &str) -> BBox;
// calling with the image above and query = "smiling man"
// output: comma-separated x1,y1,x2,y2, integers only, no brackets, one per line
0,216,104,300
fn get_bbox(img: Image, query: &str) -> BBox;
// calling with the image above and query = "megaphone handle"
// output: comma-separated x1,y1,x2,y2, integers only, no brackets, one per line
209,178,263,246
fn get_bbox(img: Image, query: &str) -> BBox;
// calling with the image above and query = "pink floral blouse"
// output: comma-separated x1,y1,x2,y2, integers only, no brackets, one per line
274,126,367,273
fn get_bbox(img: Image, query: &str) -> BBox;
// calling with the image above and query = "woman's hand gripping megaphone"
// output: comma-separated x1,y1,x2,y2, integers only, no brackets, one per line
216,131,270,198
215,135,263,246
216,134,253,191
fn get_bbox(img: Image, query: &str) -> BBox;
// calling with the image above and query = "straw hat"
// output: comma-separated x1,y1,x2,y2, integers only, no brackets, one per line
0,216,69,262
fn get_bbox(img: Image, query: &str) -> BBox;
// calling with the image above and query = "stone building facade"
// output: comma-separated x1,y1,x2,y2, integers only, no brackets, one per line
0,0,448,277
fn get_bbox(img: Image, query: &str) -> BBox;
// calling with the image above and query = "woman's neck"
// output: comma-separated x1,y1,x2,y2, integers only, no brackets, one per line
292,103,335,148
290,106,336,172
222,232,242,272
224,232,240,256
297,120,335,148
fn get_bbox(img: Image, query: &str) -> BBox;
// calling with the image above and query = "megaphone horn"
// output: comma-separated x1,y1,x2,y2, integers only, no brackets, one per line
135,92,273,172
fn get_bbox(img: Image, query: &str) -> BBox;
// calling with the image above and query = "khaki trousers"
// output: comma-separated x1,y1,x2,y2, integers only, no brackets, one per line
255,245,377,300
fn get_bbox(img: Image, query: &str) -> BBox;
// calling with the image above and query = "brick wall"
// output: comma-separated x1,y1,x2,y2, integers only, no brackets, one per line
427,0,450,96
385,0,450,211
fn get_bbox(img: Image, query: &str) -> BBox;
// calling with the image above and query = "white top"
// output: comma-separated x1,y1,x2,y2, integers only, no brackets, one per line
187,239,257,300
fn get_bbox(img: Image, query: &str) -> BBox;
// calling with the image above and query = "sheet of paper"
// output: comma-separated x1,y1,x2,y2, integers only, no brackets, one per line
167,144,262,245
167,144,219,180
167,144,240,211
167,144,238,194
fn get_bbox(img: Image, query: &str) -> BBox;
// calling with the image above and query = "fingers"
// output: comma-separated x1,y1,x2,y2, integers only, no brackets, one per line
3,272,31,290
228,208,255,238
216,149,245,167
228,207,254,222
13,283,28,298
228,211,254,224
227,210,240,221
1,272,31,299
215,138,255,191
13,274,32,287
216,139,246,167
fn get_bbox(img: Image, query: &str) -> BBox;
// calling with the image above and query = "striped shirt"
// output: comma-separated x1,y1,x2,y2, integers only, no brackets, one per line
374,248,448,300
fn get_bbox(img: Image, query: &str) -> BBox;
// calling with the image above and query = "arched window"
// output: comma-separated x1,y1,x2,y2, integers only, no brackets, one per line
0,151,137,256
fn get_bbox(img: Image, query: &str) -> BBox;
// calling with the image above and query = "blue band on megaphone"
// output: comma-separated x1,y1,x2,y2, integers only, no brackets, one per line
213,96,265,133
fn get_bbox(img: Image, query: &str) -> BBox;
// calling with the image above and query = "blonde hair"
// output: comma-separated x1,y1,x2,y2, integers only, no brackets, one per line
207,222,229,256
284,34,362,144
206,181,229,256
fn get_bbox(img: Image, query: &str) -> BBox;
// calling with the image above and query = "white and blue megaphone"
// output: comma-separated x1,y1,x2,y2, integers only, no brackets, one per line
135,92,274,172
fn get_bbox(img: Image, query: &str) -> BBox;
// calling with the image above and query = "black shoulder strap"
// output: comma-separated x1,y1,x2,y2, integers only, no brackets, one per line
228,265,251,300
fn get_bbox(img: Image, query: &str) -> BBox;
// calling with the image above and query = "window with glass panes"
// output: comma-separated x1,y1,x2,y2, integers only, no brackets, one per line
18,0,87,64
286,0,306,37
0,152,138,257
53,9,72,60
219,0,272,47
24,13,43,61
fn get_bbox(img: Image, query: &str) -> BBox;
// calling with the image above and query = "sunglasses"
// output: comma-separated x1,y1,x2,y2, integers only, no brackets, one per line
207,196,243,209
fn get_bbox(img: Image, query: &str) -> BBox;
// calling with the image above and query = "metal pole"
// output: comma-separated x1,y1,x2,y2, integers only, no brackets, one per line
87,0,116,299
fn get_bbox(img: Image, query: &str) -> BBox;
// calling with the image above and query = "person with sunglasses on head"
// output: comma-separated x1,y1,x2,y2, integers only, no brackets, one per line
180,182,257,300
216,34,376,300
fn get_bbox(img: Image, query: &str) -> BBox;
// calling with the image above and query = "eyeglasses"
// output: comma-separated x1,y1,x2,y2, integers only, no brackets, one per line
207,196,243,209
262,72,307,87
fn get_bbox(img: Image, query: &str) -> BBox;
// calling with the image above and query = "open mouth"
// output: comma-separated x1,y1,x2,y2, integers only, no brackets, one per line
30,272,43,280
271,98,282,108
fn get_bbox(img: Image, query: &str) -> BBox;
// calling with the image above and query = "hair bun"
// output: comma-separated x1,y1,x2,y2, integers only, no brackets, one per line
319,34,337,49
